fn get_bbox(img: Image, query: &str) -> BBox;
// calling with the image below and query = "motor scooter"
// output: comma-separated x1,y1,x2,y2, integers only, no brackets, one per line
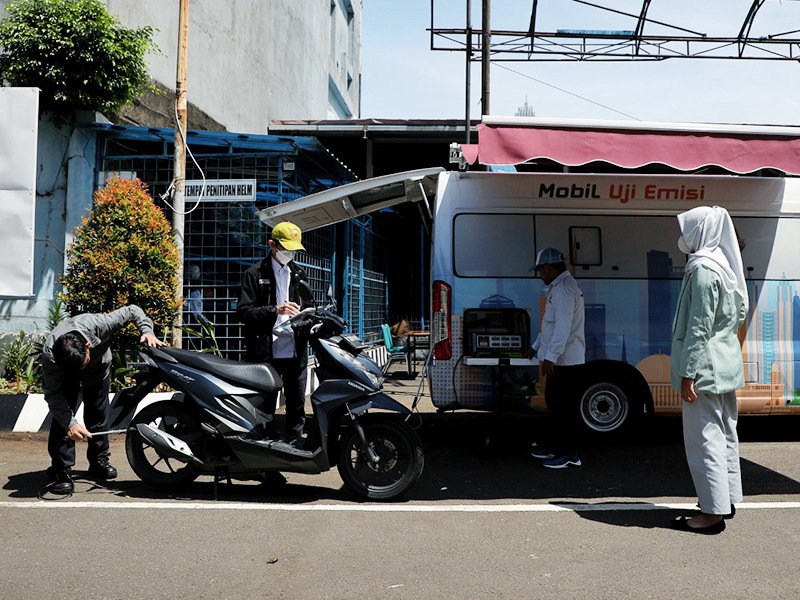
110,305,424,500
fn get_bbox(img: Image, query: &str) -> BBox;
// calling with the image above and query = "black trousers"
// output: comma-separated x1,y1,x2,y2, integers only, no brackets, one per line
267,357,308,438
543,364,586,456
48,375,111,470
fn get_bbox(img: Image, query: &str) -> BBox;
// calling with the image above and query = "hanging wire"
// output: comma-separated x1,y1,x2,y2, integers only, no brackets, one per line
494,63,641,121
160,94,208,215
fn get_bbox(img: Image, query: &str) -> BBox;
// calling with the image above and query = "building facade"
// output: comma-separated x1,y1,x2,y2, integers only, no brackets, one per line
0,0,364,343
106,0,362,132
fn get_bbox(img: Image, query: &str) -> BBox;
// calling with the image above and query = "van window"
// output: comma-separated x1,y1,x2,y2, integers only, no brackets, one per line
537,215,686,279
569,226,602,266
733,217,796,280
454,213,536,277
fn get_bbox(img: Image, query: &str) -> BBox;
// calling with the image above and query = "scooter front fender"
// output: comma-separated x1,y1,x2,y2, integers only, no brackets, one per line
347,393,411,417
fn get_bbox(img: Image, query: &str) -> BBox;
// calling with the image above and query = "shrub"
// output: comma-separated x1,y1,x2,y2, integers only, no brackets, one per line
0,0,160,117
59,177,181,349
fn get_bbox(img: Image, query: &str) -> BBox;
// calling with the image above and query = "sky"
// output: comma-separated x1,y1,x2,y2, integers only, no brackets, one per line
361,0,800,125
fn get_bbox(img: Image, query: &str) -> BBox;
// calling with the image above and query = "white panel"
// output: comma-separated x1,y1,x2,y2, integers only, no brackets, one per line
0,190,36,296
0,88,39,297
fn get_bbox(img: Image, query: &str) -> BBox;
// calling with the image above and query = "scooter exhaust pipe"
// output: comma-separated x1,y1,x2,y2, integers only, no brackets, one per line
134,424,204,467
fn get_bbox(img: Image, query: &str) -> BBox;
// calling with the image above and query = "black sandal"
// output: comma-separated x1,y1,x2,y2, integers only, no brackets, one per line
671,515,726,534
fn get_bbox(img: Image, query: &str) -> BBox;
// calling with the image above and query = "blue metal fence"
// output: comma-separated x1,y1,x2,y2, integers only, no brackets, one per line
95,126,386,358
343,217,387,344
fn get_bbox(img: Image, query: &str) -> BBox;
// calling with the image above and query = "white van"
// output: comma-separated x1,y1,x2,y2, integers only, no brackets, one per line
258,119,800,436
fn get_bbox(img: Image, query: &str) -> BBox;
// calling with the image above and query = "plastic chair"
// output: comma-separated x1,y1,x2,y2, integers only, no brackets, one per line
381,324,411,376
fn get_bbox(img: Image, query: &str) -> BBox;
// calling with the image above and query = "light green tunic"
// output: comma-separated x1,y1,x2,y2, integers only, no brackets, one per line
670,265,747,394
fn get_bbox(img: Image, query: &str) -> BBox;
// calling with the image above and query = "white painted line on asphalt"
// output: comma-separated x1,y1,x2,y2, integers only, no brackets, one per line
2,501,800,512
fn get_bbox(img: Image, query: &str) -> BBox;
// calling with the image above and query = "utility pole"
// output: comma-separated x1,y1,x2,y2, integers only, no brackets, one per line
172,0,189,348
481,0,490,116
465,0,472,144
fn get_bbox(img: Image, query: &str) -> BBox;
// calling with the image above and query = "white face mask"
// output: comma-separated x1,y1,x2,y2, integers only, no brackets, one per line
274,248,295,265
677,235,692,255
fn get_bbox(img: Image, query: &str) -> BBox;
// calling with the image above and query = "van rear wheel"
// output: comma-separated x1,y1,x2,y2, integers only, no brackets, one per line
577,381,631,436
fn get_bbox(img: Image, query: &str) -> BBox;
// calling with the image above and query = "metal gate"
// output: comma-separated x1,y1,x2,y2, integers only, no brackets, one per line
343,217,387,344
95,125,385,358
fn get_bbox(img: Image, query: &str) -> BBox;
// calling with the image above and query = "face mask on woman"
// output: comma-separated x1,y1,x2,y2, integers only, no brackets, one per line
677,235,692,255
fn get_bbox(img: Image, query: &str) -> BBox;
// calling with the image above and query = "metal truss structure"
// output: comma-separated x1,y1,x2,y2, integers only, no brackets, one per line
430,0,800,62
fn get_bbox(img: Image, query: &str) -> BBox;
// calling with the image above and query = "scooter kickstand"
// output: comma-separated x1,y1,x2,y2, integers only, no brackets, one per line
213,466,232,501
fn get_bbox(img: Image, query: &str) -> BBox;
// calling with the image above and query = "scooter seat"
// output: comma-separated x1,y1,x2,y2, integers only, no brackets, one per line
156,347,283,394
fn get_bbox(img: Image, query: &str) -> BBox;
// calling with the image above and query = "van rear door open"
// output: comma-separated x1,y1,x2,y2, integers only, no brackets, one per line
256,167,443,232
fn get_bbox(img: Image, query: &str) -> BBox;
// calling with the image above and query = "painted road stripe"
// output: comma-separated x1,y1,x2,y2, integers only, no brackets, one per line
2,501,800,512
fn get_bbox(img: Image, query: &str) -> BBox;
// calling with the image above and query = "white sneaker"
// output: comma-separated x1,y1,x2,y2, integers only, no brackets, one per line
530,443,555,459
542,454,581,469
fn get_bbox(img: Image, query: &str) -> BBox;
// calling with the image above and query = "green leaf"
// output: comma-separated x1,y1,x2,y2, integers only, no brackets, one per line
0,0,160,116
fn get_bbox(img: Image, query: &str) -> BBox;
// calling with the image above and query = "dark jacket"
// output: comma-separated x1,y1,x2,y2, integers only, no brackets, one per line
236,257,316,363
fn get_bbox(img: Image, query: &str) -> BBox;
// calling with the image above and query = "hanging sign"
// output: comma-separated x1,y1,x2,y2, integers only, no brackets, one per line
185,179,257,201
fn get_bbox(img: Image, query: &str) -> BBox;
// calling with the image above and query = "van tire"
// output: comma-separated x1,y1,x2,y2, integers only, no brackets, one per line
575,379,635,437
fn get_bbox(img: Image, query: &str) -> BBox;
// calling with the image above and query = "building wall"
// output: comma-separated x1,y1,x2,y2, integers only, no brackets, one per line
0,0,362,340
106,0,361,132
0,118,95,338
0,0,361,129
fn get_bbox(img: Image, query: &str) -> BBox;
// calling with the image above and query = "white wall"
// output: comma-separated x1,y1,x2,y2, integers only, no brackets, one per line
106,0,361,133
0,117,96,336
0,0,362,130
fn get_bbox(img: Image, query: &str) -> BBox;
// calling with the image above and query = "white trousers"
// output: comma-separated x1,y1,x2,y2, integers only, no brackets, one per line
681,390,743,515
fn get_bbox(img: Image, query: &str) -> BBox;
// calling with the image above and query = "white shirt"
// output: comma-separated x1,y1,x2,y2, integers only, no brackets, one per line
271,256,295,359
532,270,586,366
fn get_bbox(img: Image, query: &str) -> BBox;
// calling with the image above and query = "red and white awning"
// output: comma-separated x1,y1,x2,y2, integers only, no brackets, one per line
462,117,800,175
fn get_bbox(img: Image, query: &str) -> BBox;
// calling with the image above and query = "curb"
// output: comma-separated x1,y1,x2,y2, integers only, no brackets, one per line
1,392,182,433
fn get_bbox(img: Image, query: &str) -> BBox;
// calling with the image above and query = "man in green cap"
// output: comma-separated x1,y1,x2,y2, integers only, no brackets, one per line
237,221,315,445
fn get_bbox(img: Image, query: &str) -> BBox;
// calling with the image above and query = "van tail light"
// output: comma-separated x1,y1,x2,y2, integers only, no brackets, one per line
432,280,452,360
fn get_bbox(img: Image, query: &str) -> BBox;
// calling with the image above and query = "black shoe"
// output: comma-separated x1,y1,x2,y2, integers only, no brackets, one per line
88,457,118,480
278,433,306,450
670,515,726,534
286,436,306,450
46,467,74,495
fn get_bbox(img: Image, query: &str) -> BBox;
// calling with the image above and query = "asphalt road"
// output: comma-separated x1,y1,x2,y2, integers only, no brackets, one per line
2,401,800,599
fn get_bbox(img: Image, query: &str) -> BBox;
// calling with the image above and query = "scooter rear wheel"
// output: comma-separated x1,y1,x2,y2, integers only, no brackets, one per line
126,401,204,489
337,414,424,500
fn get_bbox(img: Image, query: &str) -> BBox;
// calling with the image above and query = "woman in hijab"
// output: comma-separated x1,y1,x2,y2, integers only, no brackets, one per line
670,205,748,534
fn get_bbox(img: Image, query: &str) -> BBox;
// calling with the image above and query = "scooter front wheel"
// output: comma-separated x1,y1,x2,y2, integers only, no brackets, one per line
126,401,204,489
337,414,424,500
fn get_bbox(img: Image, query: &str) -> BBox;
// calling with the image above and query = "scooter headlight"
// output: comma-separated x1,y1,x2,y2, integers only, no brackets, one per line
327,343,383,390
363,369,382,389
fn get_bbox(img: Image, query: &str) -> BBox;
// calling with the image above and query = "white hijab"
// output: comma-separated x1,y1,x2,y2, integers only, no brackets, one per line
674,206,748,330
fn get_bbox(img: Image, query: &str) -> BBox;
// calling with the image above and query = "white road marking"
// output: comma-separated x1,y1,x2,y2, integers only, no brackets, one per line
2,501,800,512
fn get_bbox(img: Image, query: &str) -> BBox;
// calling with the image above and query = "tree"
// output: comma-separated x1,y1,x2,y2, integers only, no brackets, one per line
0,0,159,116
59,177,181,346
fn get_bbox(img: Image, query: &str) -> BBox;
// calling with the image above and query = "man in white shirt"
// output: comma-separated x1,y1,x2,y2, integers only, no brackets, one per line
237,222,316,446
523,247,586,469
